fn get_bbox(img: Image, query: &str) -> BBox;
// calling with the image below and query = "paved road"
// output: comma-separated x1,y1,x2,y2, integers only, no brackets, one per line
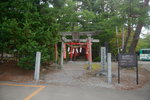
0,84,37,100
139,61,150,71
0,82,150,100
0,61,150,100
33,84,150,100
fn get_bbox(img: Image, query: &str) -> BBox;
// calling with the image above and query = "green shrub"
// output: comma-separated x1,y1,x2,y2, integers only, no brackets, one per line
17,40,51,70
93,56,101,62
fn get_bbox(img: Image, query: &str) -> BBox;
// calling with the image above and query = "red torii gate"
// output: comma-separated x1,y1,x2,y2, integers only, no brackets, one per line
64,42,89,60
60,31,99,70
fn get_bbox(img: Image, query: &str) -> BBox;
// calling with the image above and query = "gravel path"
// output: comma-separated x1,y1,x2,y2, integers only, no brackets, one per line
43,61,150,90
44,61,114,88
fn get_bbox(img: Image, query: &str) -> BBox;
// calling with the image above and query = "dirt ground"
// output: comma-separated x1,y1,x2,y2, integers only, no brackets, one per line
0,61,34,83
0,60,150,90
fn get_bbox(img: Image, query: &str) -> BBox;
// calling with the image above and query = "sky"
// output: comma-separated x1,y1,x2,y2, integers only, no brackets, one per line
140,27,150,38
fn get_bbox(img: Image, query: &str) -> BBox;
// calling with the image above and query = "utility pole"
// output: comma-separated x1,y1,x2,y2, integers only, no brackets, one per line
122,27,125,51
116,26,119,54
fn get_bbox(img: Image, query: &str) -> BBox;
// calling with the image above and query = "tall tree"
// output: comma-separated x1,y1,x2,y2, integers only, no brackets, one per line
0,0,59,69
129,0,149,53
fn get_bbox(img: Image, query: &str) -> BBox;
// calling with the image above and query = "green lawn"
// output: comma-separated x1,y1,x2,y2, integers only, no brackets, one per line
84,63,102,71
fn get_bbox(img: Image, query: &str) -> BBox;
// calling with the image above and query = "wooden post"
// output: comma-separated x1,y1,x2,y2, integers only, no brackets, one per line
54,44,58,63
70,42,73,60
136,56,138,85
34,52,41,81
63,43,66,59
1,50,4,62
118,61,120,83
107,53,112,84
60,37,65,67
136,64,139,85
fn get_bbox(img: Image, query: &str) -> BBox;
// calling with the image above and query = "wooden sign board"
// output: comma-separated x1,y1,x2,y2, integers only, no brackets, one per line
72,32,80,42
118,53,138,84
118,54,137,67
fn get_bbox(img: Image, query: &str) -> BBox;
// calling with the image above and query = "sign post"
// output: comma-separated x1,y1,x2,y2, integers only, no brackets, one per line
118,54,138,84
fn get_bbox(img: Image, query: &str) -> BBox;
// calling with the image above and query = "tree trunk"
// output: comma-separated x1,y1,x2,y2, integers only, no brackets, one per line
129,23,143,53
129,0,149,53
71,23,75,31
122,21,131,53
0,49,4,62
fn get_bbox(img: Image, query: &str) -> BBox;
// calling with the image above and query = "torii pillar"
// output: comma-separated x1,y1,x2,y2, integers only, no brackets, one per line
60,37,65,68
87,36,92,70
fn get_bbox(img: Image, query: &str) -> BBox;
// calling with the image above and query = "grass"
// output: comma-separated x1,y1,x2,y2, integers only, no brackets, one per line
84,63,102,71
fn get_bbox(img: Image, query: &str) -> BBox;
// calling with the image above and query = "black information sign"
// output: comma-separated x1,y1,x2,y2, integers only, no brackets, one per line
118,53,138,85
118,54,137,67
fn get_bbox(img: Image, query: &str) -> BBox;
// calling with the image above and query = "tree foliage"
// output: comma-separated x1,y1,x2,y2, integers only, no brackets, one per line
137,33,150,51
0,0,59,69
0,0,149,68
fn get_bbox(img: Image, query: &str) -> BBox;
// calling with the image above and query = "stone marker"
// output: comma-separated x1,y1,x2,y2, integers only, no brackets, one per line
34,52,41,81
107,53,112,84
101,47,106,72
96,47,107,76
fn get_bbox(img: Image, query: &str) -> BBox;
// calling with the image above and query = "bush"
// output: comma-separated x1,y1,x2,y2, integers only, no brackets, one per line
93,56,101,62
17,40,51,70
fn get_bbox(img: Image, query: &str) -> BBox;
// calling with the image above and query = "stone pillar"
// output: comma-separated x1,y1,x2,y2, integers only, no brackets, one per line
101,47,106,72
96,47,107,76
34,52,41,81
107,53,112,84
